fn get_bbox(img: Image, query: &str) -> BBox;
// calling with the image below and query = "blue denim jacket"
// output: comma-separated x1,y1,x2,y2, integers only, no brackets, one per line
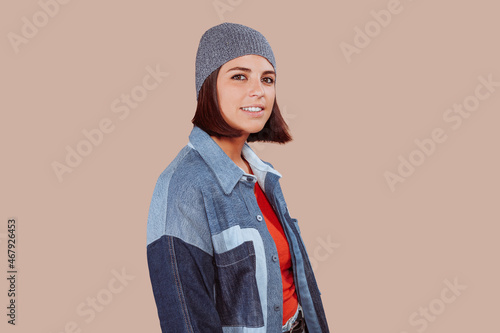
146,125,330,332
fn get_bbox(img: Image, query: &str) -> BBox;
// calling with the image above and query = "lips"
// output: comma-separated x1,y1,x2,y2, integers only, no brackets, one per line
241,104,265,111
240,106,265,117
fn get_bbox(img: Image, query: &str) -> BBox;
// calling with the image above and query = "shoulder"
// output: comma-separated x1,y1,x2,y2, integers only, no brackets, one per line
153,144,215,196
147,144,215,251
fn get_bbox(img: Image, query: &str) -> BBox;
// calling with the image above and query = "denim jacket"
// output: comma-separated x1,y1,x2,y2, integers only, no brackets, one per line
146,125,330,332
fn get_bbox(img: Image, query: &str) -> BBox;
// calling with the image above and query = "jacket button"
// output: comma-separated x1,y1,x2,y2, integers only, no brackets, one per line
272,255,278,262
274,305,280,311
246,176,253,182
256,215,263,222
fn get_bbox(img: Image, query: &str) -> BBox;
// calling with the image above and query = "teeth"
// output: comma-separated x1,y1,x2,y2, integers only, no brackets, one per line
242,107,263,112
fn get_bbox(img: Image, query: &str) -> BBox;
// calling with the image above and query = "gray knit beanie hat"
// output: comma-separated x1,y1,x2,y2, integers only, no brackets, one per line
195,22,276,100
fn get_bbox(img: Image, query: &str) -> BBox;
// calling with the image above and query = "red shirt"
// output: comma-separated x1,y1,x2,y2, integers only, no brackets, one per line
248,166,299,325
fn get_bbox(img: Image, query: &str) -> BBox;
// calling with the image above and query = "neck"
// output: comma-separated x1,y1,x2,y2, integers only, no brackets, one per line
210,134,250,172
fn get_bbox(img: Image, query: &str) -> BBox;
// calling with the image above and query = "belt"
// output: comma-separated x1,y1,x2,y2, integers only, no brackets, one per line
283,306,306,333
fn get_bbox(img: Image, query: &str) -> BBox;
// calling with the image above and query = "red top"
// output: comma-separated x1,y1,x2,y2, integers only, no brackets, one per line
248,166,298,325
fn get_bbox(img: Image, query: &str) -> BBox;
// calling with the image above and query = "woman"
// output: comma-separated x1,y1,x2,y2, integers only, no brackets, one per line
146,22,330,333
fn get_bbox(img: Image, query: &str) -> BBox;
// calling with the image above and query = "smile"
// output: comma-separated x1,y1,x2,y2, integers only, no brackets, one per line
241,107,263,112
240,107,264,117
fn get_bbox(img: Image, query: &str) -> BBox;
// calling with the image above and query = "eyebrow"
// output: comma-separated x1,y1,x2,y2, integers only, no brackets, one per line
226,66,276,76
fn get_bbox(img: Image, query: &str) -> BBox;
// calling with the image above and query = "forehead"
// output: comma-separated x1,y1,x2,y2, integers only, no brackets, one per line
221,54,274,72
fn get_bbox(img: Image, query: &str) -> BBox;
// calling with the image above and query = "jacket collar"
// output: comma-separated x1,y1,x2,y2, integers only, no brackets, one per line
188,125,282,195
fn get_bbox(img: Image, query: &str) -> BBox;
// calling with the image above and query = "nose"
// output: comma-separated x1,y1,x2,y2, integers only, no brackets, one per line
248,76,265,97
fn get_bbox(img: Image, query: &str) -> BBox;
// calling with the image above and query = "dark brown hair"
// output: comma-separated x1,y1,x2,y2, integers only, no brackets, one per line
191,67,292,144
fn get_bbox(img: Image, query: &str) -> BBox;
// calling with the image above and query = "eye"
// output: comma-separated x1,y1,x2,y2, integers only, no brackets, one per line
231,74,246,81
263,77,275,84
231,74,275,84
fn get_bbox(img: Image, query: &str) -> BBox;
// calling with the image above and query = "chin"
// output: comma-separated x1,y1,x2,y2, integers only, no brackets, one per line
246,125,266,135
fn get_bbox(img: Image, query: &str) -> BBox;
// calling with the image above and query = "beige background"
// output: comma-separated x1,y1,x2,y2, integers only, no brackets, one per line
2,0,499,332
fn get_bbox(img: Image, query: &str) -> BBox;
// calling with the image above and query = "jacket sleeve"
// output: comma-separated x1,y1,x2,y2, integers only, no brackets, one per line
146,176,222,332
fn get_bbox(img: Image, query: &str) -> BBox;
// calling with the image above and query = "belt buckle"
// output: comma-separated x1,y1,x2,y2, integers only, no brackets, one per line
289,320,300,332
283,304,303,333
289,309,303,333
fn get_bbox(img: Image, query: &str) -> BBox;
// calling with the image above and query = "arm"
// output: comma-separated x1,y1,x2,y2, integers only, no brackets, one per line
147,234,222,333
146,172,222,333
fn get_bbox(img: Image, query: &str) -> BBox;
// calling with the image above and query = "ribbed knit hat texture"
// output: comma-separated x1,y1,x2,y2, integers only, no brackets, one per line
195,22,276,100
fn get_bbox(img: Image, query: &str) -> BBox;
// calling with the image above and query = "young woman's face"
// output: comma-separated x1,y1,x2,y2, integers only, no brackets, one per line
216,54,276,137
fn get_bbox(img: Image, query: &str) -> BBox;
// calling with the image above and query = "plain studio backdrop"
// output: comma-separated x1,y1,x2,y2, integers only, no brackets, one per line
1,0,499,332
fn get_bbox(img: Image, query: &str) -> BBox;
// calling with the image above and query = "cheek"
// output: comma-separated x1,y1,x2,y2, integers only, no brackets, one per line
265,85,276,96
218,92,240,117
220,89,243,108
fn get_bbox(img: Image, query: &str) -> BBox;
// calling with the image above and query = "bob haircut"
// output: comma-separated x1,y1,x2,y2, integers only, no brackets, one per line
192,66,292,144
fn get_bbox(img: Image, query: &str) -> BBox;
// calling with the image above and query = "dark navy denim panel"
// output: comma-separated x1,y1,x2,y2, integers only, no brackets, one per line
214,241,264,327
147,235,223,333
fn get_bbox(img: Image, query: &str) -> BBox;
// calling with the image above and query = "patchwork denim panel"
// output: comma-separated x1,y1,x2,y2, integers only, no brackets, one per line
214,241,264,327
147,235,223,333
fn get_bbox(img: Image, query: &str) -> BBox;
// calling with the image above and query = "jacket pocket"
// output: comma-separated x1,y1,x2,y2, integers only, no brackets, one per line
214,241,264,327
